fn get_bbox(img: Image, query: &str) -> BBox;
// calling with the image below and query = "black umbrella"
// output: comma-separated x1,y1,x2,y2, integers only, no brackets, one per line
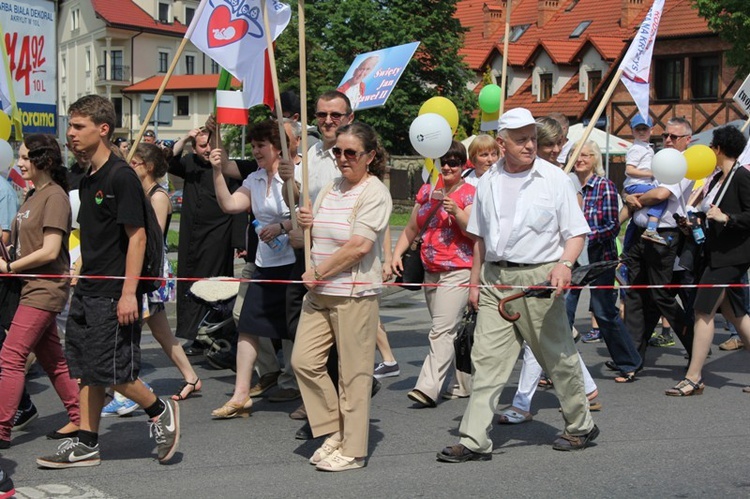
497,261,620,322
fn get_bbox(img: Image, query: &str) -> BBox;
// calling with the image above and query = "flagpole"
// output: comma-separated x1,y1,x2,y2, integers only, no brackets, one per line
741,117,750,133
262,0,296,229
127,36,190,163
563,67,624,174
298,0,311,270
499,0,512,115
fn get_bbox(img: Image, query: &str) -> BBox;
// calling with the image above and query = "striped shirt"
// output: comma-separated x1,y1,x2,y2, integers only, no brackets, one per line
311,178,377,296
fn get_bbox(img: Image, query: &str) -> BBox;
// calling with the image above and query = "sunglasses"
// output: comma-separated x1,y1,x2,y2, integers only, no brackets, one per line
442,159,464,168
315,111,347,122
661,132,689,141
332,146,367,161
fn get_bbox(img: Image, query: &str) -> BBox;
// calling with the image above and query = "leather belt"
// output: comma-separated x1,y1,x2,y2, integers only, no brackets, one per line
490,261,537,268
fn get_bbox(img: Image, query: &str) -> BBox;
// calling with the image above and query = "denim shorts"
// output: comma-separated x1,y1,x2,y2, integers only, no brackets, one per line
65,294,142,386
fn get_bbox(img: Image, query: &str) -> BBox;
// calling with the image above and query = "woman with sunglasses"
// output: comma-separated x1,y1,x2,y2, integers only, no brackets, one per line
210,119,295,418
0,134,80,448
666,126,750,396
392,141,476,408
129,143,201,401
291,122,391,471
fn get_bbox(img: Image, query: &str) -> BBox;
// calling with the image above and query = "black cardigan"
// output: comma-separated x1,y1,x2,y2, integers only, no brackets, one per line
705,166,750,268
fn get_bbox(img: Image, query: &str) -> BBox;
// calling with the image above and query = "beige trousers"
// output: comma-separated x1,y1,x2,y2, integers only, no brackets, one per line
414,269,472,400
291,291,379,457
458,262,594,454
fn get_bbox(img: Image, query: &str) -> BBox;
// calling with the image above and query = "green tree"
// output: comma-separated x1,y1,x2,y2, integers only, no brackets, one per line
693,0,750,76
273,0,474,154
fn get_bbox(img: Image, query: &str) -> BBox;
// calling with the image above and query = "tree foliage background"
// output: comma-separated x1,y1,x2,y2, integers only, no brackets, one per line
693,0,750,77
264,0,474,155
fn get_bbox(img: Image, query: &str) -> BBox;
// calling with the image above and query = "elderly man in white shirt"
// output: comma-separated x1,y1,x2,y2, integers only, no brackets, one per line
437,108,599,463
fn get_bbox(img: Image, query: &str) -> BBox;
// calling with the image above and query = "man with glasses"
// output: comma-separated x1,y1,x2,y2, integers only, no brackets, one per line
437,108,598,463
622,117,696,366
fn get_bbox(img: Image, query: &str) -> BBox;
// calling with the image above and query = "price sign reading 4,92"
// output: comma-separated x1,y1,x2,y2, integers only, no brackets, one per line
5,33,47,96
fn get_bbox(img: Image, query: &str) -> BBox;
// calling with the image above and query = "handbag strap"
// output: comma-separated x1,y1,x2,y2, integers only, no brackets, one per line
415,201,442,240
712,161,738,208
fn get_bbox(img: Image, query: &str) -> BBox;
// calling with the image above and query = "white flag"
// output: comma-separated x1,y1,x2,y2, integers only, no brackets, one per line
618,0,665,122
187,0,291,106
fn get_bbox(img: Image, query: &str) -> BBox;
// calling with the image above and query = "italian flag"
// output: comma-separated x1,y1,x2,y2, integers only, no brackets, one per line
216,90,248,125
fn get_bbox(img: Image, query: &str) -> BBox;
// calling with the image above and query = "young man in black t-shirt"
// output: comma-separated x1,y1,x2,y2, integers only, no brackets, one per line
37,95,180,469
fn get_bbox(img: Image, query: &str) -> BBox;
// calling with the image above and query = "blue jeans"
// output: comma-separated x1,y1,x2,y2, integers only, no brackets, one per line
566,243,642,373
623,184,667,252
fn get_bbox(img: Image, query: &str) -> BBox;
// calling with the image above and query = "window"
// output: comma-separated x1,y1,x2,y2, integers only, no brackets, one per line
539,73,553,102
85,48,91,75
587,70,602,97
185,7,195,25
570,21,592,39
113,97,123,128
71,8,80,31
61,55,66,82
110,50,123,80
185,55,195,75
508,24,530,43
159,52,169,73
177,96,190,116
211,60,220,74
691,55,719,100
654,57,682,101
158,2,170,23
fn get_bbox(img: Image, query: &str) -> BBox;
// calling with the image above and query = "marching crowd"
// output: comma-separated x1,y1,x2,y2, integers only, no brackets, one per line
0,87,749,489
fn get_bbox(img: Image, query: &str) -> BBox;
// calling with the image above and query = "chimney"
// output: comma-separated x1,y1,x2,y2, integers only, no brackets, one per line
621,0,645,28
483,3,505,39
538,0,560,28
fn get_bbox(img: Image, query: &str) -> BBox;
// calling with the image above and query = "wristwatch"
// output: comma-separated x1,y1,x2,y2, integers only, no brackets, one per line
279,222,287,235
558,260,574,269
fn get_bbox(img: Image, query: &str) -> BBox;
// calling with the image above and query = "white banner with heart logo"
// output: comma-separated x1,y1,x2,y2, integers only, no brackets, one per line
187,0,291,106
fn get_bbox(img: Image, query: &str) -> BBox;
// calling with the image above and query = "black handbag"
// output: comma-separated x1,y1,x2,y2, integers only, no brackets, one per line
454,307,477,374
394,203,441,291
0,223,21,330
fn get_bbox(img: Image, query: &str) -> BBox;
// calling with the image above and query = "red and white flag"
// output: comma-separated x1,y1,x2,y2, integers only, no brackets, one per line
618,0,665,122
216,90,249,125
7,166,27,190
187,0,290,108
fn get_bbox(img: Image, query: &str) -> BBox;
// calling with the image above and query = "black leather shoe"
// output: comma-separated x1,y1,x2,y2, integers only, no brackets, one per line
436,444,491,463
604,360,618,371
206,349,236,371
552,424,600,451
295,422,313,440
184,341,206,357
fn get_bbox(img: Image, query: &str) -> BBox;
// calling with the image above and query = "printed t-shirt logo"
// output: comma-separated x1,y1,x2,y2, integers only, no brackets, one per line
95,190,104,205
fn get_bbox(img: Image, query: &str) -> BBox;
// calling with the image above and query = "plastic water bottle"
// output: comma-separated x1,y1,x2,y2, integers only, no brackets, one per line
252,220,284,252
688,212,705,244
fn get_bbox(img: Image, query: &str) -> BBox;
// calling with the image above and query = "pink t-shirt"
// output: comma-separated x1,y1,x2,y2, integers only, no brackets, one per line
415,182,475,273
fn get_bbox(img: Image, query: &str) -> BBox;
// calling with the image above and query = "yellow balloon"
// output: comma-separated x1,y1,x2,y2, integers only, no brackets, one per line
0,112,10,141
683,144,717,181
419,97,458,136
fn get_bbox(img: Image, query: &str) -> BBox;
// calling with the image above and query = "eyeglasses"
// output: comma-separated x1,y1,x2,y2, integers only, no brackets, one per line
315,111,347,122
662,132,689,141
578,153,593,159
442,159,464,168
332,147,367,161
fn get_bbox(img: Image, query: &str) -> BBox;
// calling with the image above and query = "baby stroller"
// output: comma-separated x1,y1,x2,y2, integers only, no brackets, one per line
187,278,240,370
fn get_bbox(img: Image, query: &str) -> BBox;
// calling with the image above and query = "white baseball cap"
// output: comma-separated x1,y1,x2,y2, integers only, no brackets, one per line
498,108,535,131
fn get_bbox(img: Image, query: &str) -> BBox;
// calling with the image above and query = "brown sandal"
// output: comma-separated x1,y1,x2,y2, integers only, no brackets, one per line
665,378,704,396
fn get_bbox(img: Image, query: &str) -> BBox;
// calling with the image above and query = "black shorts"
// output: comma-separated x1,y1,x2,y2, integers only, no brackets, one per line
694,263,750,317
65,294,142,386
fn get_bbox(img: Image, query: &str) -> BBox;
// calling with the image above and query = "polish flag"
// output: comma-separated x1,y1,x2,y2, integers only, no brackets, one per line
7,165,26,189
216,90,248,125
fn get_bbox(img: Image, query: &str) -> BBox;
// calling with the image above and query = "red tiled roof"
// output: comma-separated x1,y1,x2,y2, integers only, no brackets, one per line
122,75,242,93
658,0,712,38
91,0,188,35
505,73,587,116
529,40,583,65
586,36,627,61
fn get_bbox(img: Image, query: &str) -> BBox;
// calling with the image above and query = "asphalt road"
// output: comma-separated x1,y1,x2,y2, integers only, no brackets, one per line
2,282,750,498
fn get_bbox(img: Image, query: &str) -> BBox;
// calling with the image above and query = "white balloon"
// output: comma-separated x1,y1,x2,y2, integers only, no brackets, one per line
69,189,80,229
409,113,452,159
651,148,687,185
0,139,12,169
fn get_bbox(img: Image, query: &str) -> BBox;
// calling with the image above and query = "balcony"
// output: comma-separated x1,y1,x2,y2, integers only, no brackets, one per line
96,65,131,85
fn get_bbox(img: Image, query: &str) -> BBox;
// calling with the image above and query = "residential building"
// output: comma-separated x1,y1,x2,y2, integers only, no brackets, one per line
456,0,744,143
58,0,223,141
